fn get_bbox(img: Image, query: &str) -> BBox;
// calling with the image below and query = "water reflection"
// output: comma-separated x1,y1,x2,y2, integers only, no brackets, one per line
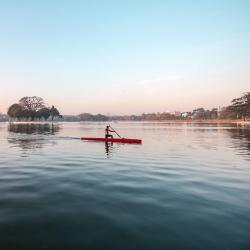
8,123,60,135
8,138,57,151
105,142,113,157
227,126,250,157
1,123,250,249
7,123,60,156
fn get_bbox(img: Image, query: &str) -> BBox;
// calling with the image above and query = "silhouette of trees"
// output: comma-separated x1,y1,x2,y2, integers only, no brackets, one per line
227,92,250,120
50,106,60,121
7,96,61,121
36,107,51,120
78,113,109,121
8,104,23,120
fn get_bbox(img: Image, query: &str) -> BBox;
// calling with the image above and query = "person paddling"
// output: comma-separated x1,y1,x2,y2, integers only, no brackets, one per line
105,125,115,138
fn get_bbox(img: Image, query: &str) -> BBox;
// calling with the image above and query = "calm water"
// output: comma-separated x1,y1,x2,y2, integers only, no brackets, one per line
0,122,250,249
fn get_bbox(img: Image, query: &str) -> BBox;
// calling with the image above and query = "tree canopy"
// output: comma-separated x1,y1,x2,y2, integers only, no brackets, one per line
7,104,23,119
50,106,60,121
19,96,45,112
7,96,61,121
227,92,250,120
78,113,109,121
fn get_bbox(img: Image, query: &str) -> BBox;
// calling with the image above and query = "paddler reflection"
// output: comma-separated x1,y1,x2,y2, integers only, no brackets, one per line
105,142,113,157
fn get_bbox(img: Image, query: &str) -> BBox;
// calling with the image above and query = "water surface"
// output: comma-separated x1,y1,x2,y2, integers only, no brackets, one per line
0,122,250,249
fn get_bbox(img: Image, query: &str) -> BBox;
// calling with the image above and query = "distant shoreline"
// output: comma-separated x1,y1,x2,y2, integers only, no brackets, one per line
1,119,250,125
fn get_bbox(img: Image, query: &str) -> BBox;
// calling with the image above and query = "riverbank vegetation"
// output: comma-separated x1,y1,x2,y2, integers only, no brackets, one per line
67,92,250,122
1,92,249,122
7,96,61,121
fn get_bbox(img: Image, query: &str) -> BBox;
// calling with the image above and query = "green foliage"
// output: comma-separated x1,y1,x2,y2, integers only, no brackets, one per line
50,106,60,121
18,96,45,120
7,104,23,119
36,107,51,120
19,96,45,111
62,115,80,122
228,92,250,119
7,97,61,121
7,93,249,122
78,113,109,121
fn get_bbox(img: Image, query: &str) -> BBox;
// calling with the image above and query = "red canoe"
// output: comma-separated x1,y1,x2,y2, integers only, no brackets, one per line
80,137,142,144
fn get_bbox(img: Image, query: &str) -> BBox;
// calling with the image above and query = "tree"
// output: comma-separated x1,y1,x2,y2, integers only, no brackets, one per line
228,92,250,120
192,108,205,119
50,105,60,121
7,97,61,121
19,96,45,112
210,108,218,119
18,96,45,120
7,104,23,120
78,113,108,121
36,107,51,120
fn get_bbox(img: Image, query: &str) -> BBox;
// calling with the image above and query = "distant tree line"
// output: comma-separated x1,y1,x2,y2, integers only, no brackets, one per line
2,92,249,122
220,92,250,120
7,96,61,121
78,113,109,121
63,92,249,122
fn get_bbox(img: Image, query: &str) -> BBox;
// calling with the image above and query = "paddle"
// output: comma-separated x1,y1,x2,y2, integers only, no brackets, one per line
109,125,121,138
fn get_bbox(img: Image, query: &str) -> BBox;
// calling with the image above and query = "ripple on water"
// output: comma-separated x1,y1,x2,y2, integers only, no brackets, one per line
0,123,250,249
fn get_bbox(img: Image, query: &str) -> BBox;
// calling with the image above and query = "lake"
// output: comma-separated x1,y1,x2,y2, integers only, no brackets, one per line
0,122,250,249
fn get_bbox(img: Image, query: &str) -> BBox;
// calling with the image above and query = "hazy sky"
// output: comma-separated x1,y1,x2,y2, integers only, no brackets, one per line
0,0,249,115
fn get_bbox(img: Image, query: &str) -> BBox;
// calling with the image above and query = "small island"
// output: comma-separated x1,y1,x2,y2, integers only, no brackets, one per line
7,96,61,122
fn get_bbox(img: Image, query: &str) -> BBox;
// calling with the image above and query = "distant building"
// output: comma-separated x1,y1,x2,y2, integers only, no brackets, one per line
192,108,205,119
218,107,226,118
181,112,191,118
0,113,8,121
170,111,181,117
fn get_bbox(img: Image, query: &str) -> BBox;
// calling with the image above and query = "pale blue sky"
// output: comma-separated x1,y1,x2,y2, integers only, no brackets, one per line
0,0,250,114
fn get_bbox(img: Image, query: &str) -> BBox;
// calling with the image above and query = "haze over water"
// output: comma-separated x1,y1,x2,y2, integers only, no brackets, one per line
0,122,250,249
